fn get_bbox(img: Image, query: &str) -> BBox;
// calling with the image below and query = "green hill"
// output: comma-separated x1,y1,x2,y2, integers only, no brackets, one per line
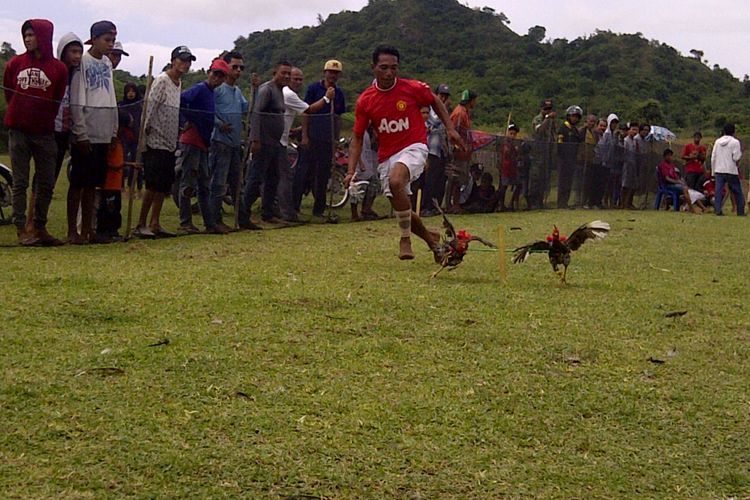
233,0,748,135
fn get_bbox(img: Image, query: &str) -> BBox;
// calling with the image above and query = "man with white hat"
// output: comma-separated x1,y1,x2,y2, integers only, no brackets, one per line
296,59,346,219
107,41,128,69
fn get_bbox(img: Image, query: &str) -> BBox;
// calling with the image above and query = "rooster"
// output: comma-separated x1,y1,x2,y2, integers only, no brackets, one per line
512,220,610,283
431,200,496,278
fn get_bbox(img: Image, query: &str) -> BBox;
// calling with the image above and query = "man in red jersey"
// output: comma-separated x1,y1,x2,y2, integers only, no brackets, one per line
346,45,463,260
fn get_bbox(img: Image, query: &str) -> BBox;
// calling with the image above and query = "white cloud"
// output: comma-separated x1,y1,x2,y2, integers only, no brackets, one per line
115,42,222,75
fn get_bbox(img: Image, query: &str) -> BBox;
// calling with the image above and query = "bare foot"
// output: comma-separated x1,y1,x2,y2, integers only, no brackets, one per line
399,237,415,260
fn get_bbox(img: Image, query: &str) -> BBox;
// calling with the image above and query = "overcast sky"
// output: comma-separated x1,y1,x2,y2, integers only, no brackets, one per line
2,0,748,79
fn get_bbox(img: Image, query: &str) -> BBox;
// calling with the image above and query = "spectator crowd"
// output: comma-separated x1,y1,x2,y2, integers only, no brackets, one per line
3,18,746,246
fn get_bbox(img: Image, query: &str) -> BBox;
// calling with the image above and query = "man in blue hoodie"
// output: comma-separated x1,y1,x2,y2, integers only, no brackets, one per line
3,19,68,245
177,58,229,233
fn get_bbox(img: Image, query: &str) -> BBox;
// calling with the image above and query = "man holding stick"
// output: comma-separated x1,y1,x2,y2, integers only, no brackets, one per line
345,45,464,260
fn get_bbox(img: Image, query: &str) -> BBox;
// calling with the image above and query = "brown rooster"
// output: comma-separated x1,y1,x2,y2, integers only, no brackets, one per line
512,220,610,283
431,200,496,278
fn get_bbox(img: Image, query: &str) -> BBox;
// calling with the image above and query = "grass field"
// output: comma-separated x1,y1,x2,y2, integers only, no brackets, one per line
1,173,749,497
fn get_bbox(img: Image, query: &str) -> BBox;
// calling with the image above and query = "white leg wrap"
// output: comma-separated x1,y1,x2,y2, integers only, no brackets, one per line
395,209,412,238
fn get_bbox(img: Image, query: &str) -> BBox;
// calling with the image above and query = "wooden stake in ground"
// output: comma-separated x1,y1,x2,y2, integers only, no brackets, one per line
498,224,507,283
327,106,337,222
124,55,154,240
416,188,422,217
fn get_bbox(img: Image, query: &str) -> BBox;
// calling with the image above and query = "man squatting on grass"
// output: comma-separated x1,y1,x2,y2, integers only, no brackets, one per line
3,19,68,246
345,45,464,260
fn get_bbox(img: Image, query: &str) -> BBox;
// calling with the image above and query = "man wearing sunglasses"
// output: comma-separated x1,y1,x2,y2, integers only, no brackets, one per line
207,51,249,232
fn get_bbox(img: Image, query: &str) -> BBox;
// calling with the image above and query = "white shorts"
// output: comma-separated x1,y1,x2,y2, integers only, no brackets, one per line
378,143,428,197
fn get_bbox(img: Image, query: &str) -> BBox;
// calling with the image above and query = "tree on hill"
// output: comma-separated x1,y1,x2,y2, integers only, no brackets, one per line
231,0,747,135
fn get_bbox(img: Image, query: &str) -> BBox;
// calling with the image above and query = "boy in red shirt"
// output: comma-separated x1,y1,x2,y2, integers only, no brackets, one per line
681,131,707,190
346,45,463,260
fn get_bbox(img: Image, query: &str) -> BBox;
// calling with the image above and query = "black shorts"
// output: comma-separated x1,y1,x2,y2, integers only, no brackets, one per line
70,142,108,188
143,148,176,194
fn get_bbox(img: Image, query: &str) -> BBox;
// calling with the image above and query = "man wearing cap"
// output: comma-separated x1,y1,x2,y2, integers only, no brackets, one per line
107,41,128,69
3,18,68,245
421,83,451,217
278,67,335,221
299,59,346,219
176,58,228,234
208,51,250,232
134,46,194,238
529,98,558,209
446,89,477,213
68,20,118,244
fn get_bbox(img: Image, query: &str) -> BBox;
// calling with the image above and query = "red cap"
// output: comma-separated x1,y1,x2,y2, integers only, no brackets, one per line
209,58,230,75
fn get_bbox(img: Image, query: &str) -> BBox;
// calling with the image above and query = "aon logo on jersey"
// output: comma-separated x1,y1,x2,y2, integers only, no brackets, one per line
379,117,409,134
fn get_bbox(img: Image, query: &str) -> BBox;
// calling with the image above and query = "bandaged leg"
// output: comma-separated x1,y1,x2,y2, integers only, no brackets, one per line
395,209,414,260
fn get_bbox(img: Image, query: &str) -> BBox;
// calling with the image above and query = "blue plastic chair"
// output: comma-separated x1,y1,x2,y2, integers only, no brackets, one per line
654,167,680,211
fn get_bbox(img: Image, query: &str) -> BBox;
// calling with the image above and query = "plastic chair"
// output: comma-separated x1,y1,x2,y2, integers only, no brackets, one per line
654,167,680,211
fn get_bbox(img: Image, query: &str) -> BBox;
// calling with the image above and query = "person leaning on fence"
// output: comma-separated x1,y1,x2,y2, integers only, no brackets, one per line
597,114,619,208
208,51,250,232
419,83,451,217
134,46,194,238
3,19,68,246
298,59,346,220
529,98,557,209
711,123,745,216
279,66,335,222
177,58,229,234
238,61,292,227
68,20,118,245
556,105,584,209
446,89,477,214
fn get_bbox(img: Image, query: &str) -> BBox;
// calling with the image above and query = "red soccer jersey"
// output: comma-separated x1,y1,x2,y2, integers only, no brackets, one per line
353,78,435,163
682,143,707,174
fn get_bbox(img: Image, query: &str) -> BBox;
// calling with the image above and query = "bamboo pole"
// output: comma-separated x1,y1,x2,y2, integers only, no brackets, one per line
498,225,507,283
124,55,154,240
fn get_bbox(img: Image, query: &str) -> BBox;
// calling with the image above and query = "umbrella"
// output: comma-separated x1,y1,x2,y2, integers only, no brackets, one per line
646,125,677,142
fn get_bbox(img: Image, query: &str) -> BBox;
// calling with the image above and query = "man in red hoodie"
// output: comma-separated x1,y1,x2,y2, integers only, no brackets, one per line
3,19,68,245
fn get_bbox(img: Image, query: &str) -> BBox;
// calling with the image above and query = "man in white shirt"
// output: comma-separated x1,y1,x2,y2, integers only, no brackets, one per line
278,67,334,222
711,123,745,216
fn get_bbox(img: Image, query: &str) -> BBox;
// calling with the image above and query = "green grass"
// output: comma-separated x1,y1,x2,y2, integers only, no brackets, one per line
1,181,749,497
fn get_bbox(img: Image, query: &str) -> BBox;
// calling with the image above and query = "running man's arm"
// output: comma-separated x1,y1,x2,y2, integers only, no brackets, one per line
431,93,464,151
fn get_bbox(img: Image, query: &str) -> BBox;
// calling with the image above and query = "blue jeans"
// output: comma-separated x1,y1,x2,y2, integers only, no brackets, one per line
714,173,745,215
178,144,211,228
208,140,242,227
239,143,285,223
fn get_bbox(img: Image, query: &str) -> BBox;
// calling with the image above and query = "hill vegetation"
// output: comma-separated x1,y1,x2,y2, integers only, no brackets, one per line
2,0,750,152
232,0,750,134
